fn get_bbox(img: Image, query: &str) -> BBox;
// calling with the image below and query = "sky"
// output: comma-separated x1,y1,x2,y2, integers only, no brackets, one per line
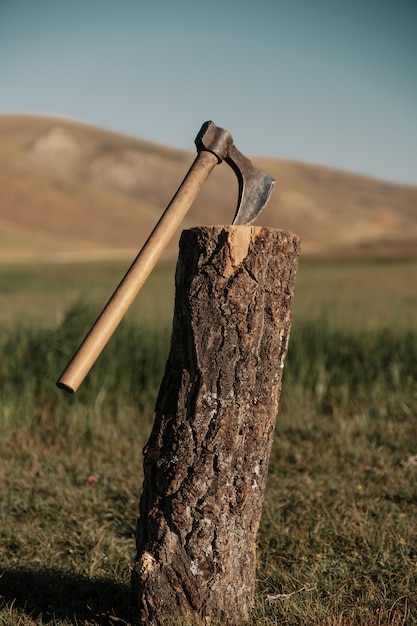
0,0,416,185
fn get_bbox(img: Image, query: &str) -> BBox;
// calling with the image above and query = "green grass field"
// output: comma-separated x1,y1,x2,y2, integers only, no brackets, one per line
1,257,416,625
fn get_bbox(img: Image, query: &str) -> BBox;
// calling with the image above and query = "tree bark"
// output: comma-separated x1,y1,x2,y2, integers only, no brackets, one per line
131,226,300,625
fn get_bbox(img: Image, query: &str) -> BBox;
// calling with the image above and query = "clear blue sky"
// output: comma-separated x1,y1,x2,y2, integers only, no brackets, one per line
1,0,416,185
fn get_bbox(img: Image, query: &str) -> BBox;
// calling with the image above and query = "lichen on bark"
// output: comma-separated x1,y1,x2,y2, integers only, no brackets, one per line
131,226,300,625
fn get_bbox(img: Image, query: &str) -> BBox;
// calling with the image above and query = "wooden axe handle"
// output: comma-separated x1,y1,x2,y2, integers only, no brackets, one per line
57,149,219,393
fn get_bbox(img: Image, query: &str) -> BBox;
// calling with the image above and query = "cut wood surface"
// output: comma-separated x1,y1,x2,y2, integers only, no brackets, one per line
131,225,300,625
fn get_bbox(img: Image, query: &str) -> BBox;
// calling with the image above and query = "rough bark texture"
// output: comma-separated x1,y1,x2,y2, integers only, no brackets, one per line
131,226,300,625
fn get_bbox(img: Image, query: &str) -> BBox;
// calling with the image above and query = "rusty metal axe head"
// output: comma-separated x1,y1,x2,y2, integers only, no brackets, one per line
195,121,275,225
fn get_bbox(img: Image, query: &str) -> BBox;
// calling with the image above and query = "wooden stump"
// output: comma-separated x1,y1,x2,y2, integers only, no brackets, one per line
131,226,300,625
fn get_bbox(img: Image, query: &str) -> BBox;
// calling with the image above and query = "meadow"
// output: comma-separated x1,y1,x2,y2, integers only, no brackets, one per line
0,256,416,625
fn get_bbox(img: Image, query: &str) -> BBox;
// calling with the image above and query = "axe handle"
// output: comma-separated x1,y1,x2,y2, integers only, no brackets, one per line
57,149,219,393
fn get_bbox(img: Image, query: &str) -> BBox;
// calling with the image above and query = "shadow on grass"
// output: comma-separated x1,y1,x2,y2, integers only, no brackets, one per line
0,568,129,625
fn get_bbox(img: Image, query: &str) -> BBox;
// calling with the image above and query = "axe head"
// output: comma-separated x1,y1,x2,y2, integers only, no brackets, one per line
195,121,275,225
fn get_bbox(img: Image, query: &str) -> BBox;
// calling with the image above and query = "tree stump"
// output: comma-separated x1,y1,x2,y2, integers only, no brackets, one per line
131,226,300,625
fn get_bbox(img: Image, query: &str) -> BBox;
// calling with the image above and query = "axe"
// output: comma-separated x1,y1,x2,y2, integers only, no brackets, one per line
57,121,275,393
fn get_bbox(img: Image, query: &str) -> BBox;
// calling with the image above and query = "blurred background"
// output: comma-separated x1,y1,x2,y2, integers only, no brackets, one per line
1,0,416,183
0,0,416,267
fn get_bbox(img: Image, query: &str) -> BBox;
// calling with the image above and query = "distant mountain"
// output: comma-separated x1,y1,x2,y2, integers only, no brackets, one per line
0,114,416,262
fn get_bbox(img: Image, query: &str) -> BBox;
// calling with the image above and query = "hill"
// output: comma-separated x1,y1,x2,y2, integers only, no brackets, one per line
0,114,416,262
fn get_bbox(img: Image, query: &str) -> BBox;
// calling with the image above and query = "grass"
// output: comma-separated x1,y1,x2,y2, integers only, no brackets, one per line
0,259,175,328
1,257,416,624
1,256,415,329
